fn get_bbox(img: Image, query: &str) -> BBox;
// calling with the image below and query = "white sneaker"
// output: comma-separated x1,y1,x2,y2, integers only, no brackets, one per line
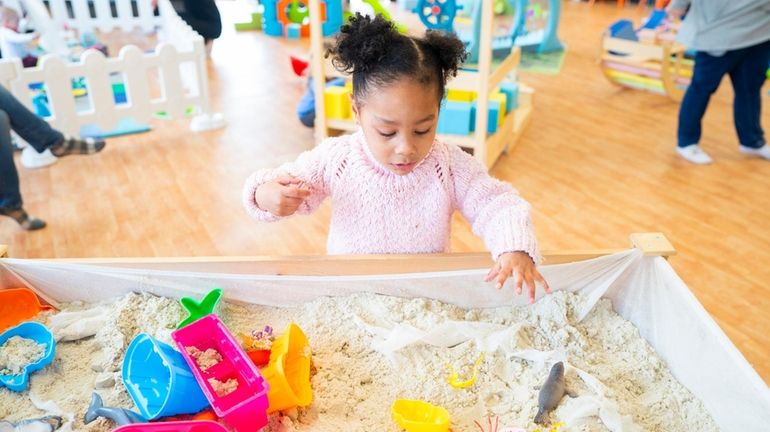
739,143,770,160
676,144,713,165
21,146,58,169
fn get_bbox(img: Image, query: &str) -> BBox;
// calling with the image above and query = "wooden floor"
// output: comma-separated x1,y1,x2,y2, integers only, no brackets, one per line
2,2,769,383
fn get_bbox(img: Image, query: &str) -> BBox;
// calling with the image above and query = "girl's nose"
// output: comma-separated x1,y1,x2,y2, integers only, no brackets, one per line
394,137,417,156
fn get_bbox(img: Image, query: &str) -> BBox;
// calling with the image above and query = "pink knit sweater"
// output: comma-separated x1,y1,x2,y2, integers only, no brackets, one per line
243,131,539,262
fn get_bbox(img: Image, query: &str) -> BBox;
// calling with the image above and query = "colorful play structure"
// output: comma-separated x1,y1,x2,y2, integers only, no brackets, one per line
309,0,540,169
262,0,344,38
413,0,563,63
600,9,692,101
257,0,411,39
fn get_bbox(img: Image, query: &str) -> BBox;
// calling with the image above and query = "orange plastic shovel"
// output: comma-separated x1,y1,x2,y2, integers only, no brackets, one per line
0,288,53,332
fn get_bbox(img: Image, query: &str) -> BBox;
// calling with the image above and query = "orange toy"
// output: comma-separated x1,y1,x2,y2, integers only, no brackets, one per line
261,323,313,413
276,0,327,37
193,410,218,421
0,288,53,332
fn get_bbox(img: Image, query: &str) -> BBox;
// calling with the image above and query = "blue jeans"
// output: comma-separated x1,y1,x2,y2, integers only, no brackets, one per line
0,84,64,208
677,39,770,148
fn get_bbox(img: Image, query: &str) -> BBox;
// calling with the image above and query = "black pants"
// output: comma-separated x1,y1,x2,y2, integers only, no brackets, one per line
678,39,770,148
0,85,64,208
173,0,222,41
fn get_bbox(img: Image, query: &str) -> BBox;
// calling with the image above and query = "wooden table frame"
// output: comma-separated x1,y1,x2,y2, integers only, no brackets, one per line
0,233,675,276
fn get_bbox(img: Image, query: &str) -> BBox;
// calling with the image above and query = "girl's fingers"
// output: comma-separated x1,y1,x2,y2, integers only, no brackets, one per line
281,196,305,206
537,273,551,293
282,186,311,199
495,274,507,290
526,275,536,303
485,262,501,283
275,175,302,185
495,266,512,289
513,271,523,295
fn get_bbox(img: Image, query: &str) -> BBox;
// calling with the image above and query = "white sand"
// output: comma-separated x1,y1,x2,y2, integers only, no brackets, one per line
0,291,718,431
0,336,46,376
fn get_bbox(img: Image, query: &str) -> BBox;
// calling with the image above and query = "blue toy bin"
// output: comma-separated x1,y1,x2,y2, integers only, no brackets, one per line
0,321,56,392
122,333,209,419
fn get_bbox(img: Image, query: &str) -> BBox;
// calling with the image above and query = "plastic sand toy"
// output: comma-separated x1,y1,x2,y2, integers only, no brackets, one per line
113,420,228,432
473,416,527,432
0,288,53,332
122,334,210,419
391,399,451,432
172,314,269,432
240,326,274,367
261,323,313,413
177,288,223,328
446,353,485,389
0,321,56,392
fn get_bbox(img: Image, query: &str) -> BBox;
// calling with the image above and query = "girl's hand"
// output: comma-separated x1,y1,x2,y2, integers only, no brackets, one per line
254,175,311,217
485,251,550,303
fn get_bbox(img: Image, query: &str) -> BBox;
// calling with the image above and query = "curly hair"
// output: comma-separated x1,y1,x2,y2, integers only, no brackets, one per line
326,13,467,102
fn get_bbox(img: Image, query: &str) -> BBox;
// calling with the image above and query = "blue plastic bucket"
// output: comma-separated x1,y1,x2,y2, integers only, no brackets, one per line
122,334,209,419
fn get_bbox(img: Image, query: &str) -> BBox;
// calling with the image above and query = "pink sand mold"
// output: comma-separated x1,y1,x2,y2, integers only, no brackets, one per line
113,420,228,432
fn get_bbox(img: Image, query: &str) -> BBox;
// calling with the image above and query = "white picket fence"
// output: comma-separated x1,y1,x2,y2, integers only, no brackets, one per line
0,0,161,33
48,0,161,33
0,0,224,137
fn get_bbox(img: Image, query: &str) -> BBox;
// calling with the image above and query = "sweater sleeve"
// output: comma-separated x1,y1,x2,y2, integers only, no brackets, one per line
242,138,339,222
448,144,540,263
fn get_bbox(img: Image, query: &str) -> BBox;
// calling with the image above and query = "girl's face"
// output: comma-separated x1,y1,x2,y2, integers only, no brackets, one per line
352,77,439,175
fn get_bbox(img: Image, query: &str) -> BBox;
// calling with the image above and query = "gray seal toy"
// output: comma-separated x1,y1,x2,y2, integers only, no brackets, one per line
534,361,575,425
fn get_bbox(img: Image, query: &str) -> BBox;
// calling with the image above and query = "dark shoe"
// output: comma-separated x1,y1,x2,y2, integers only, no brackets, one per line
50,136,106,157
0,207,46,230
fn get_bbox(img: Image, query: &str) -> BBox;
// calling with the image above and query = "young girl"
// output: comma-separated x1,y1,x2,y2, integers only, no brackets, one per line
243,14,549,302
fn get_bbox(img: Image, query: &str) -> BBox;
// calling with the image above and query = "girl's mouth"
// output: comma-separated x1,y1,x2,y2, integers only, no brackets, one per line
391,162,415,173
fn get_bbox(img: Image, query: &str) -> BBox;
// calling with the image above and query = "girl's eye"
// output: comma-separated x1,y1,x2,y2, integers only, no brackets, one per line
378,130,396,137
415,128,431,135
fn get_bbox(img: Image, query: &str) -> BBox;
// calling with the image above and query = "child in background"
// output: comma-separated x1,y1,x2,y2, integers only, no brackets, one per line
296,76,346,128
291,55,347,128
0,7,38,67
244,14,549,302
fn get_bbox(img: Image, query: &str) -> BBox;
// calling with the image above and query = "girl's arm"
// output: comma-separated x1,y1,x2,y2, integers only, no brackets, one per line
242,139,336,222
449,144,540,264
